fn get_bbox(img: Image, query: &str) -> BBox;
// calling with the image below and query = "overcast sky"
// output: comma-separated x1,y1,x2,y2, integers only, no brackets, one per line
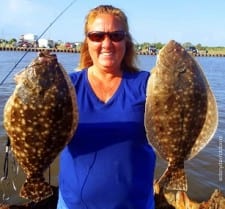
1,0,225,46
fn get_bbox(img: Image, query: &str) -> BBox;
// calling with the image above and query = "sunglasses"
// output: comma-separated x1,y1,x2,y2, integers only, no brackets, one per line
87,31,127,42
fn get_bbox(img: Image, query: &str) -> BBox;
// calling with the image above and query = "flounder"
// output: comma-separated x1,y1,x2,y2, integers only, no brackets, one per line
145,40,218,191
3,51,78,202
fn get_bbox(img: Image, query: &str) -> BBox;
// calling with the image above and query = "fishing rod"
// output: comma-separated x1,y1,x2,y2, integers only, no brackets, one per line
0,0,77,85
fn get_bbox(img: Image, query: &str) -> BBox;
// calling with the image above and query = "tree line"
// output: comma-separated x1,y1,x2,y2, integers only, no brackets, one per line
1,38,225,54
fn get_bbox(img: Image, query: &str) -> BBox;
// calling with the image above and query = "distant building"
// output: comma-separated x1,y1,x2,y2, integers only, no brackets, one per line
74,42,82,51
22,33,38,43
38,38,55,48
17,33,38,47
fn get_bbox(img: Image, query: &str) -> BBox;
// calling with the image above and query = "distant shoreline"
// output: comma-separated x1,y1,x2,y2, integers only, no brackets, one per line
0,46,80,54
1,46,225,57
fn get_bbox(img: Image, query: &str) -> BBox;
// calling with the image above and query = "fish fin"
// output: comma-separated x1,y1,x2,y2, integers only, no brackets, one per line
157,164,188,192
20,177,53,203
188,88,218,159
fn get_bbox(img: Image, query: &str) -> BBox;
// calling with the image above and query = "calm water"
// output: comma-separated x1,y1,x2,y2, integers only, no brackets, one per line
0,51,224,204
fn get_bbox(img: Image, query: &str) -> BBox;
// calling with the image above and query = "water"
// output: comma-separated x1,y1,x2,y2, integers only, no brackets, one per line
0,51,224,204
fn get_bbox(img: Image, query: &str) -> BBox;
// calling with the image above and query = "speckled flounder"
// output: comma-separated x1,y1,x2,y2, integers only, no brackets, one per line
144,40,218,191
3,51,78,202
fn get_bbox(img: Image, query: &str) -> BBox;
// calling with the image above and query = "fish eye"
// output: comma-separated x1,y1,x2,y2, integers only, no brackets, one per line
178,68,186,73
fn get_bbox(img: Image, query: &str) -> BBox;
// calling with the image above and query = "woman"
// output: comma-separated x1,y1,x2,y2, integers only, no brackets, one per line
57,5,156,209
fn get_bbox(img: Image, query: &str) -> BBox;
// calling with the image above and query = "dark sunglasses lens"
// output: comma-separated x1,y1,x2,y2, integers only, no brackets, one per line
87,31,126,42
110,31,126,42
88,32,105,42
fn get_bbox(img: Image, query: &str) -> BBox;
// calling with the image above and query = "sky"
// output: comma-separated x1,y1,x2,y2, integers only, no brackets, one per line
0,0,225,47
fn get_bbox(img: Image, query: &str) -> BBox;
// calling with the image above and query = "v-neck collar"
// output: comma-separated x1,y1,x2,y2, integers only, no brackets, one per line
84,69,124,105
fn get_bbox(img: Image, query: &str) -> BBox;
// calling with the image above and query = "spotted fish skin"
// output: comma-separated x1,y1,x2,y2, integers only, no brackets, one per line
144,40,218,191
3,51,78,202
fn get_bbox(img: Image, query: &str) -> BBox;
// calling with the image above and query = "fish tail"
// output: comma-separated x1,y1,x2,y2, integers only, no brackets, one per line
20,176,53,203
157,163,188,191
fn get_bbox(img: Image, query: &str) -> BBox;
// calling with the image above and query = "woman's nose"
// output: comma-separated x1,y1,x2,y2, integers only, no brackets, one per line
102,35,113,46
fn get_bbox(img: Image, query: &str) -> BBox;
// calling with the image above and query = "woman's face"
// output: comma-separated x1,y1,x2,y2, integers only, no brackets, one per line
87,14,126,72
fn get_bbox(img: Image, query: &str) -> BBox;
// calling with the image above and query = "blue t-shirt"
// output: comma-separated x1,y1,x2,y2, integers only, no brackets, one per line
58,69,156,209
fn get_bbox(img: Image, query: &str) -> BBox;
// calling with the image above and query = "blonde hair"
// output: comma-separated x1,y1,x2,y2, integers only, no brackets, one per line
78,5,139,72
